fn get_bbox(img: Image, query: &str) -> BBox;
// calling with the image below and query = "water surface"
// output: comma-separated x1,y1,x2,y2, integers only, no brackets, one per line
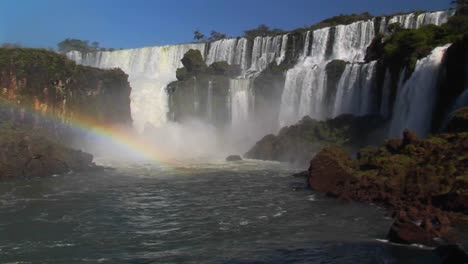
0,159,454,263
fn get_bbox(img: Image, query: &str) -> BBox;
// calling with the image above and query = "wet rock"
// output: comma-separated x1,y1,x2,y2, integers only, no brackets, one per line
292,171,309,178
245,114,383,166
226,155,242,162
387,218,435,246
308,147,356,193
435,245,468,264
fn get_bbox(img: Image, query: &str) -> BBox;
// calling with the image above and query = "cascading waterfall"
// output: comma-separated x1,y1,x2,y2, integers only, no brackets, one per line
333,61,377,117
230,79,253,128
389,44,451,137
68,43,205,133
277,9,455,128
279,20,376,127
207,80,213,122
205,34,288,76
67,9,456,152
386,10,455,30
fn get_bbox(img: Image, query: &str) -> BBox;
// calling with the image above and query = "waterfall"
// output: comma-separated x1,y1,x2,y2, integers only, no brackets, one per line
67,9,456,145
206,39,239,66
389,44,451,137
278,19,376,127
332,61,377,117
205,34,288,76
386,10,455,30
309,28,330,63
207,80,213,122
230,79,253,128
68,43,206,132
330,20,375,62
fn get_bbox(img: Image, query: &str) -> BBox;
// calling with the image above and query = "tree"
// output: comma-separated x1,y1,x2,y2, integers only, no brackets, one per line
193,30,205,42
57,38,91,53
243,24,284,39
91,41,100,51
208,31,227,41
452,0,468,15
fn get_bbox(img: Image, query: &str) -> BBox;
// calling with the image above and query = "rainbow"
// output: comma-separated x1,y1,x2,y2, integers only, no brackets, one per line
0,97,177,165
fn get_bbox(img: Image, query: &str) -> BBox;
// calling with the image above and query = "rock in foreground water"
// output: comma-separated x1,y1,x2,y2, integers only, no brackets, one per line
226,155,242,162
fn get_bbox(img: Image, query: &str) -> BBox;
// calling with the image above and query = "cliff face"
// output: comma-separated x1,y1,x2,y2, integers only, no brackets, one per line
0,48,133,180
0,48,132,127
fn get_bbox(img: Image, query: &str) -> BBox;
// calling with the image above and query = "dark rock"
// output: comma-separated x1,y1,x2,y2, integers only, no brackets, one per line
435,245,468,264
387,218,435,246
226,155,242,162
402,129,419,146
433,193,468,215
364,33,385,62
245,114,384,166
308,147,356,194
292,171,309,178
180,49,206,73
0,126,95,180
446,107,468,133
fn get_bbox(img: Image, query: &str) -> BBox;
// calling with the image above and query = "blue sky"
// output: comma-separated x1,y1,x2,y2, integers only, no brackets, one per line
0,0,452,49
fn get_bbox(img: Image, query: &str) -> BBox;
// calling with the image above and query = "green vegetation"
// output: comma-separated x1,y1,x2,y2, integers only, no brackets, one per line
0,47,131,125
308,12,374,31
243,24,285,39
57,38,113,53
381,1,468,75
193,30,205,42
244,114,384,164
191,30,228,42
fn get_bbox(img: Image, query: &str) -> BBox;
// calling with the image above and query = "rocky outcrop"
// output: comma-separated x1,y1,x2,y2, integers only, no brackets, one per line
245,114,384,165
0,125,95,180
168,49,240,127
226,155,242,161
0,47,130,180
0,47,132,127
307,129,468,246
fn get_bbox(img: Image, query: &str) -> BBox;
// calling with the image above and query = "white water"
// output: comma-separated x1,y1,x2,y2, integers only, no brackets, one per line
389,44,451,137
386,10,455,30
333,61,377,117
278,19,376,126
68,43,206,132
205,35,288,77
66,9,456,157
230,78,253,128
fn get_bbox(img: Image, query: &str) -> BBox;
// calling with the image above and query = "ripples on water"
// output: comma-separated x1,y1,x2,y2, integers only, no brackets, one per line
0,159,454,263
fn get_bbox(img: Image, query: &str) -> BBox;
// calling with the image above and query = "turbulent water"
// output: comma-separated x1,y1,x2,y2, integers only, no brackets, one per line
0,160,459,264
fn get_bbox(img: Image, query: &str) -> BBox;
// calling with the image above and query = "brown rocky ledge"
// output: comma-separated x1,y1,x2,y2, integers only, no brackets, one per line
0,125,96,180
307,128,468,247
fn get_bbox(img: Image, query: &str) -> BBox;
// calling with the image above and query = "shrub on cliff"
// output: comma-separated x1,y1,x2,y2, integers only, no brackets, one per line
245,114,384,165
181,49,207,74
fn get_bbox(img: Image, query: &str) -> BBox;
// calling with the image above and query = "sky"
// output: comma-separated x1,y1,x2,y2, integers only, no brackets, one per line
0,0,453,49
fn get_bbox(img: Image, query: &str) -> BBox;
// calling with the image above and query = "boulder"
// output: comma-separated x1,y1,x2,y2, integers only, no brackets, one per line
180,49,206,73
308,147,356,193
226,155,242,162
387,218,435,246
